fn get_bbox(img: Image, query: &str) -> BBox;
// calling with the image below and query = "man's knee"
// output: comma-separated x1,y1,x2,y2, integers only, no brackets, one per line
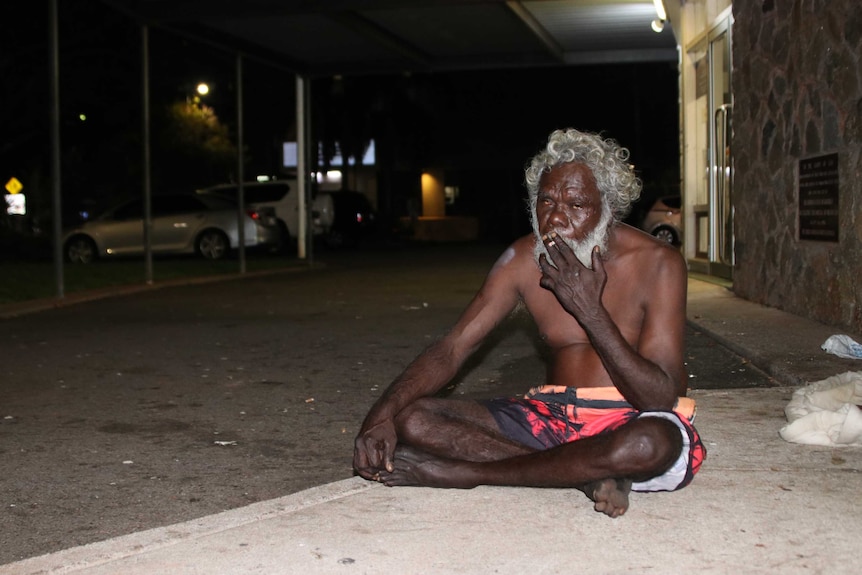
614,416,682,475
393,397,439,442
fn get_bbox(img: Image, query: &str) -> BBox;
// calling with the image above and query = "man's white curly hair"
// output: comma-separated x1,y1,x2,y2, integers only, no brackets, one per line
525,128,642,221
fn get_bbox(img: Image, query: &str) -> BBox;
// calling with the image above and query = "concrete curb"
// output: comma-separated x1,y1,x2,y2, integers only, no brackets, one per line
1,478,375,575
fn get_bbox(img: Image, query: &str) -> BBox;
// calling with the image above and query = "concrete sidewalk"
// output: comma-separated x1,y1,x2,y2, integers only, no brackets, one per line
5,279,862,574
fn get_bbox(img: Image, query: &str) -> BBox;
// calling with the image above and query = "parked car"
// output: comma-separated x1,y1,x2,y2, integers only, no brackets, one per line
63,193,280,264
640,195,682,246
198,180,330,249
317,190,377,248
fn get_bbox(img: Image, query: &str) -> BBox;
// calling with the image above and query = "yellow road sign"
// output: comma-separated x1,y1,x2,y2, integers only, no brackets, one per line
5,177,23,194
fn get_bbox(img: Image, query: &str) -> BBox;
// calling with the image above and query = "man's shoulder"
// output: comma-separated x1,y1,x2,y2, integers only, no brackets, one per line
512,233,536,250
511,234,538,252
486,235,538,279
614,224,682,255
491,234,537,260
609,225,686,273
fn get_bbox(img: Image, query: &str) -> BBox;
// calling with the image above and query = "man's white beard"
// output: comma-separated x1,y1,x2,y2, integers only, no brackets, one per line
531,206,613,269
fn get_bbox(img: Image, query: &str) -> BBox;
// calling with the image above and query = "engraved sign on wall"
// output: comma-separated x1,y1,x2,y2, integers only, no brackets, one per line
695,57,708,99
798,153,839,242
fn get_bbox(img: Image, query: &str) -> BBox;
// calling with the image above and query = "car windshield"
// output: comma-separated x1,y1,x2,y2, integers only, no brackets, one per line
110,199,143,220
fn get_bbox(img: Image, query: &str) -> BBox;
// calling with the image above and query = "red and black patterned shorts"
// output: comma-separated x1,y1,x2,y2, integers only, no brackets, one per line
480,385,706,492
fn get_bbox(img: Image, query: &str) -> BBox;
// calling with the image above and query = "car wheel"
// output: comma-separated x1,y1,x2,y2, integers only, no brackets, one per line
196,229,229,260
652,226,679,245
65,236,97,264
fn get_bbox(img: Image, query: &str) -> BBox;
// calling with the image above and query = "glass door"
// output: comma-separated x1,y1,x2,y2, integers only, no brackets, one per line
684,13,733,279
710,22,733,270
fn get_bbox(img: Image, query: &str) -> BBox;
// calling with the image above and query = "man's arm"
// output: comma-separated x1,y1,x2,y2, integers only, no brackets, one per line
539,236,687,411
353,244,524,479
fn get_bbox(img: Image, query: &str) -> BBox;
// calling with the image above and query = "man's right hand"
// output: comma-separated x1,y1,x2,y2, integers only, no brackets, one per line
353,418,397,480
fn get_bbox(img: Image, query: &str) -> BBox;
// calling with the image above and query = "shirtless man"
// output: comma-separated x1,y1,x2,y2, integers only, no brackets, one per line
353,128,705,517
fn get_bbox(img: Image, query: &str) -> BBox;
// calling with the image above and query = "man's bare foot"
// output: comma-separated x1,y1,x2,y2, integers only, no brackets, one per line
379,445,477,488
584,478,632,518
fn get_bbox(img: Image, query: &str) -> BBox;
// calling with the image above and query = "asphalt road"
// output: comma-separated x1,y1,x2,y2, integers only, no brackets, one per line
0,242,775,564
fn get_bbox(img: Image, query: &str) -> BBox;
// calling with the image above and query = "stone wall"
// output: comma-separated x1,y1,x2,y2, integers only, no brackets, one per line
731,0,862,332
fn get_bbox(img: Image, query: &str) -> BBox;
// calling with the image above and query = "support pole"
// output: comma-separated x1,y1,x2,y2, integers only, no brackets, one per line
142,25,153,284
49,0,63,298
304,77,314,265
296,75,307,259
236,55,246,273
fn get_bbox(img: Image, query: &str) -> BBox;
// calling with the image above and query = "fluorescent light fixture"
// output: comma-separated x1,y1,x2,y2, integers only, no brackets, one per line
651,0,667,33
653,0,667,21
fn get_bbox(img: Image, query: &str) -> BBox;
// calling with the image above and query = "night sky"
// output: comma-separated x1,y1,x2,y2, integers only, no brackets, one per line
2,1,679,240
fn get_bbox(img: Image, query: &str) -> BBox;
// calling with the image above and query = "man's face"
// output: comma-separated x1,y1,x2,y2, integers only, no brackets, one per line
531,162,612,268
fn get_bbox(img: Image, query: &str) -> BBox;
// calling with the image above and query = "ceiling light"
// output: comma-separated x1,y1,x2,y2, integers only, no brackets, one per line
651,19,665,33
653,0,667,22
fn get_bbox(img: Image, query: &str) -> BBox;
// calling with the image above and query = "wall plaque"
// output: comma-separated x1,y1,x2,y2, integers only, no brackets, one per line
798,153,839,242
695,57,708,99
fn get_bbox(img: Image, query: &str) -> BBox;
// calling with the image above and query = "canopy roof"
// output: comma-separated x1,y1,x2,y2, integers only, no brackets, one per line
106,0,678,76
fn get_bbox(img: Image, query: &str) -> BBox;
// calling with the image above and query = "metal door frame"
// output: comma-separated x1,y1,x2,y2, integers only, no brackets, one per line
707,16,734,276
685,9,734,280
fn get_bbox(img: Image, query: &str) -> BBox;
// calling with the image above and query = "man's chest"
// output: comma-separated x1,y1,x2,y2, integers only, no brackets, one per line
520,272,646,347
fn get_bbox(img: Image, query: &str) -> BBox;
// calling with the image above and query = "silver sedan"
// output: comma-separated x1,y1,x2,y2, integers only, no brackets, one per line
63,194,280,264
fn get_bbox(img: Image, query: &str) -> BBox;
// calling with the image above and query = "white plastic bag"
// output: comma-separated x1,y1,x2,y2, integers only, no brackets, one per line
821,334,862,359
779,371,862,446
